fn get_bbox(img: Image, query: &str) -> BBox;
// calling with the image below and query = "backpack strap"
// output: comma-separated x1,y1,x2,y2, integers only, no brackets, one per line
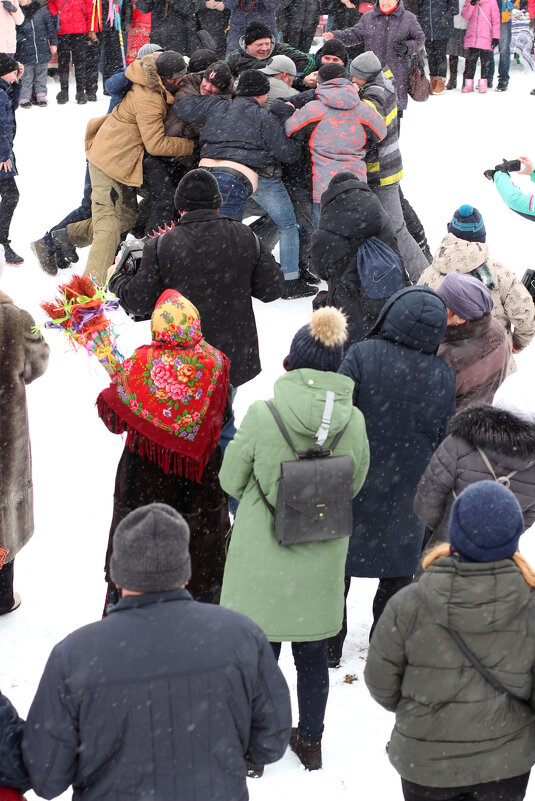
477,446,519,488
446,628,530,706
265,399,350,457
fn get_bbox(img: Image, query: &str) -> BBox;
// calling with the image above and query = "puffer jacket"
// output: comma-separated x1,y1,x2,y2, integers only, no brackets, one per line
365,556,535,787
219,369,370,641
0,79,20,181
47,0,93,35
418,232,535,370
0,692,30,793
339,286,456,578
16,5,57,65
359,68,403,188
284,78,387,202
85,56,194,187
414,403,535,544
461,0,501,49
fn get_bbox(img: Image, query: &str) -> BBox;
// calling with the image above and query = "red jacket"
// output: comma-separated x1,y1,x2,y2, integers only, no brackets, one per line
529,0,535,17
47,0,93,34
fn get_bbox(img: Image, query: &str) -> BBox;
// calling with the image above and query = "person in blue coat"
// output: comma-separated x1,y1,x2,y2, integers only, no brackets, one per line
328,286,456,665
15,2,57,108
0,53,23,265
418,0,458,93
0,691,30,796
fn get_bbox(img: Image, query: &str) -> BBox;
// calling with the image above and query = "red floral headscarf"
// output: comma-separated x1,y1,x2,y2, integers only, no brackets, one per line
97,290,230,480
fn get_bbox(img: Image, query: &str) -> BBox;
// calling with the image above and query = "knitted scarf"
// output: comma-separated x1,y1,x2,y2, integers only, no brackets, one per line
97,289,229,481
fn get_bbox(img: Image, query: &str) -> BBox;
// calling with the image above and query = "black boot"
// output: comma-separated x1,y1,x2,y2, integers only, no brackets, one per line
52,228,79,263
446,57,458,90
3,242,23,264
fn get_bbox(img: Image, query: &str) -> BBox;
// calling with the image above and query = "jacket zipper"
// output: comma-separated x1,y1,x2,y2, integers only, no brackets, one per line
31,19,38,62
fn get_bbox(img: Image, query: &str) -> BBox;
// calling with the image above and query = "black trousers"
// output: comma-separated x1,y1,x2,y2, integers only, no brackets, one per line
141,155,186,234
57,33,87,93
0,176,19,243
464,48,490,80
0,559,14,614
85,28,123,95
401,773,530,801
426,38,448,77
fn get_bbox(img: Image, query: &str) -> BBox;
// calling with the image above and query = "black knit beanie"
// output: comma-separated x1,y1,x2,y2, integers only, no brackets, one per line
203,60,232,91
0,54,18,77
236,68,270,96
188,48,218,73
156,51,187,79
317,63,348,83
320,38,347,62
174,168,222,211
243,21,273,45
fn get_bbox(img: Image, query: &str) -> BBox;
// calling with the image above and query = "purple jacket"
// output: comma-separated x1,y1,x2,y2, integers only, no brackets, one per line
461,0,500,50
333,0,425,110
285,78,387,202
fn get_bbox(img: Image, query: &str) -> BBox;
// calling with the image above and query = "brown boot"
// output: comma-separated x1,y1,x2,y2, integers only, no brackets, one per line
429,76,437,93
245,763,264,778
446,56,458,89
289,727,322,770
433,76,446,94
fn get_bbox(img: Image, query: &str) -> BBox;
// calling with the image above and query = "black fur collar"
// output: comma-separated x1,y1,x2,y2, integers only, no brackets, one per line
448,403,535,460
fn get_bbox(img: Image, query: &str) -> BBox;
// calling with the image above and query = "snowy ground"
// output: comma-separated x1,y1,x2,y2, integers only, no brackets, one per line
2,61,535,800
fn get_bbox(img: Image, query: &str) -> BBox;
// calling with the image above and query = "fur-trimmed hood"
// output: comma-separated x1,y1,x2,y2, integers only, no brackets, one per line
125,55,171,97
448,403,535,463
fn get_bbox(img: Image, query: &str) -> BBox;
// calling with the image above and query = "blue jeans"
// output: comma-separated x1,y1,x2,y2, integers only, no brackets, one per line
487,19,512,86
311,202,321,230
270,639,329,741
219,387,238,515
252,177,299,279
210,171,250,221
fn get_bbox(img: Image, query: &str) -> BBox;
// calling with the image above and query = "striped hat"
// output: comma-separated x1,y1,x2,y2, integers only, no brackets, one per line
447,204,486,243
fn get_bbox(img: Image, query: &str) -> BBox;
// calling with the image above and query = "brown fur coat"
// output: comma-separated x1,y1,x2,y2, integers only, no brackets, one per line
0,290,49,562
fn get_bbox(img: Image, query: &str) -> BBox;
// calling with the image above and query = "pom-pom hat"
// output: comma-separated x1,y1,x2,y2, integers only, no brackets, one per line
288,307,348,372
448,204,486,243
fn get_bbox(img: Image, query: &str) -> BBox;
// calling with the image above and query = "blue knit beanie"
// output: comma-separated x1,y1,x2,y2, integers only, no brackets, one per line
449,481,524,562
448,204,486,243
288,307,347,372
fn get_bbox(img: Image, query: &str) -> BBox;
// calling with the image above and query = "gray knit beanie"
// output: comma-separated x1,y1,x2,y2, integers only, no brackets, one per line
350,51,382,81
110,503,191,592
137,43,163,59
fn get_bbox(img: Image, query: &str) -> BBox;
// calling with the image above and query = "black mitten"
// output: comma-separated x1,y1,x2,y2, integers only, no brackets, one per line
483,169,496,180
393,40,408,56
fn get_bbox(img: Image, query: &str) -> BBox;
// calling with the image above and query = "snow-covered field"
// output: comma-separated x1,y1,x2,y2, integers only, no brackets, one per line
2,60,535,800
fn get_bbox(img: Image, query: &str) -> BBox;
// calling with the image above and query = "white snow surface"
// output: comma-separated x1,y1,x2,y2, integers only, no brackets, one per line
3,65,535,800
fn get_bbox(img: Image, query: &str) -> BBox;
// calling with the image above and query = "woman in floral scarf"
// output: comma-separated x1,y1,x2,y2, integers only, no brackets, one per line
98,289,230,607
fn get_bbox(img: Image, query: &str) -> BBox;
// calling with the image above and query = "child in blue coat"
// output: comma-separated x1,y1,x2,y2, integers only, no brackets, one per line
15,1,57,107
0,53,23,263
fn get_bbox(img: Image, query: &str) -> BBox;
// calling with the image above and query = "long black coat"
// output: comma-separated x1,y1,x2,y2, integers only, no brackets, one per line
311,175,403,345
22,590,292,801
414,403,535,545
339,287,456,578
110,209,284,387
135,0,201,53
0,692,30,793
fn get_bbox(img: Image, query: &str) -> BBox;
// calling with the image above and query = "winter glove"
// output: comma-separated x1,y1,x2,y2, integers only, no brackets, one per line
393,39,409,56
494,157,522,172
1,0,18,12
491,37,500,47
484,168,497,180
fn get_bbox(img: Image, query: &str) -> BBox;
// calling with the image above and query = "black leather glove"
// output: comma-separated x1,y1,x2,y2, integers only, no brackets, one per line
484,169,496,180
491,37,500,48
393,39,409,56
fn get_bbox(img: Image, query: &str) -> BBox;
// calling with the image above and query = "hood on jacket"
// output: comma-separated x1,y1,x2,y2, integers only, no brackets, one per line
125,55,164,92
432,233,489,276
318,175,384,236
367,286,447,353
315,78,360,109
418,556,531,633
273,368,355,442
237,34,275,59
448,403,535,463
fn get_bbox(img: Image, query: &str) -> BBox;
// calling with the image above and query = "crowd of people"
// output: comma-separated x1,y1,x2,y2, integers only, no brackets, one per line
2,0,535,799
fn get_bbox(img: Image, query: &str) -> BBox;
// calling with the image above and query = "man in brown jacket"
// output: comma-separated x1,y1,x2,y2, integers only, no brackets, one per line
0,276,49,614
64,52,194,283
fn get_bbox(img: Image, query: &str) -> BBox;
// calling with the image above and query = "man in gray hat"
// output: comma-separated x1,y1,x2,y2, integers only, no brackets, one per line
22,503,291,800
259,54,297,108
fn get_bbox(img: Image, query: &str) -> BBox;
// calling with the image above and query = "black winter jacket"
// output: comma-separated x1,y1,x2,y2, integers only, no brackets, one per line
109,209,284,387
173,95,301,171
22,589,292,801
311,175,403,344
0,692,30,793
136,0,201,53
226,37,316,77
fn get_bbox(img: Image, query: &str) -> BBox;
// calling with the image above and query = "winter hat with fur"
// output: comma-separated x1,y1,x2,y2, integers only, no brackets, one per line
350,51,381,81
243,20,273,45
174,168,222,211
288,307,348,372
110,503,191,592
449,481,524,562
156,51,187,79
317,63,348,83
236,69,270,97
448,204,486,243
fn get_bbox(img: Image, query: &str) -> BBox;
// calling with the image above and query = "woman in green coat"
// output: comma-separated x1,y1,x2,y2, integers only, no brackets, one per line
219,307,370,773
365,480,535,801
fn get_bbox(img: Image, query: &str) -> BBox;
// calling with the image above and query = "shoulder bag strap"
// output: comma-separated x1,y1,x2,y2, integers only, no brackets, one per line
446,628,529,706
477,446,519,488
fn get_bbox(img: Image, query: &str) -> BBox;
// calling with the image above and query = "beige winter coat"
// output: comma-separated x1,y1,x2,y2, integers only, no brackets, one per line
418,233,535,372
85,56,194,187
0,290,49,562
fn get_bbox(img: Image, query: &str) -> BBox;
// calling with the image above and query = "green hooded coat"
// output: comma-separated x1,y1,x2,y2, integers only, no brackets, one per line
365,556,535,787
219,369,370,642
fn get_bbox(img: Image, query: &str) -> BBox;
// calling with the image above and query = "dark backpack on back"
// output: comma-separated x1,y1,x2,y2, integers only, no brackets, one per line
354,236,405,319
